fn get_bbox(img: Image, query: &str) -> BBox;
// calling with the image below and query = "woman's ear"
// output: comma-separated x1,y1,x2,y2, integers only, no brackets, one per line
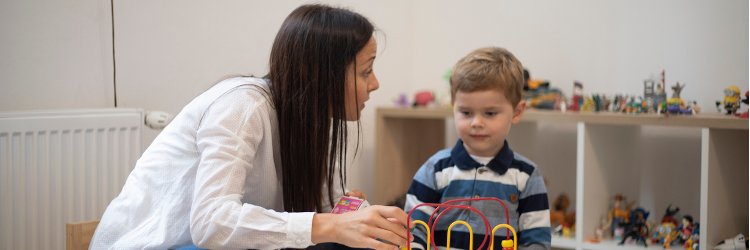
511,100,526,124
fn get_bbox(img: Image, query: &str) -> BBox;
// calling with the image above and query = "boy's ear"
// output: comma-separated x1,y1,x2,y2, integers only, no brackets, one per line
511,100,526,124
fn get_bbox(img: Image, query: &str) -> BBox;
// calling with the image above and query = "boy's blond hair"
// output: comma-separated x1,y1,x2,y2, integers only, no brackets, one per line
450,47,524,107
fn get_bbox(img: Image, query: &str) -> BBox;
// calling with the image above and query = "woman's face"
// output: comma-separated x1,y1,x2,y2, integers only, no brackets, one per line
344,37,379,121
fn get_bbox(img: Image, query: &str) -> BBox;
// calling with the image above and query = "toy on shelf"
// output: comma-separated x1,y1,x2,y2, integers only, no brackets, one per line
522,69,566,110
651,205,680,245
714,233,748,250
581,96,595,112
716,85,741,115
588,216,609,243
665,82,693,115
691,101,701,115
653,71,669,113
550,193,576,238
618,207,650,247
738,91,748,118
413,91,436,107
664,215,696,249
606,194,634,241
644,73,666,113
394,93,410,108
406,197,518,250
612,95,626,113
568,82,584,111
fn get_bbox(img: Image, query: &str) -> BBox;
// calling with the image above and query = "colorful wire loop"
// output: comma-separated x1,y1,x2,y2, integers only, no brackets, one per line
405,197,517,250
446,220,472,250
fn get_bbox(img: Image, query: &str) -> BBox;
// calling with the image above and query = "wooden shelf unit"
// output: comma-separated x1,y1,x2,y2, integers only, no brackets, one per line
374,107,748,250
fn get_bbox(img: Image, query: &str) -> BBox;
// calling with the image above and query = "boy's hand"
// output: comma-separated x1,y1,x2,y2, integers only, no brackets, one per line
346,189,367,200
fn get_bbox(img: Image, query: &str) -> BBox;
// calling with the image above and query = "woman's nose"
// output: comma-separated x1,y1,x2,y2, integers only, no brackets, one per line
369,75,380,92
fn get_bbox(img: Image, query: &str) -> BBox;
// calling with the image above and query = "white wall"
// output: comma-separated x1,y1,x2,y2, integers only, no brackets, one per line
408,0,748,109
1,0,747,208
0,0,114,110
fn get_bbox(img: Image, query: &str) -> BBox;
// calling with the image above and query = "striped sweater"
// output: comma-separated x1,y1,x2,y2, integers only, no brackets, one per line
404,140,551,250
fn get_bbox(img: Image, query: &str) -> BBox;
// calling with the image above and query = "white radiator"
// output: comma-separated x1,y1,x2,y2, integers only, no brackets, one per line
0,109,143,250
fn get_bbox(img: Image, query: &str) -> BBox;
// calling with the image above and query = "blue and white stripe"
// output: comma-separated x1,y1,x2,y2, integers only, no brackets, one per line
404,140,551,249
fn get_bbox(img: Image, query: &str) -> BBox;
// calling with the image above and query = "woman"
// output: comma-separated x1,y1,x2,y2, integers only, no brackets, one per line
91,4,409,249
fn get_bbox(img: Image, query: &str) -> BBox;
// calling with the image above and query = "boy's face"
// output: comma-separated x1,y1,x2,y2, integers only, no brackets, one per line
453,89,525,157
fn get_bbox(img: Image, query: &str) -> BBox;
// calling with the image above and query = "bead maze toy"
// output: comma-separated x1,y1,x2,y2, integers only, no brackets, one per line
406,197,518,250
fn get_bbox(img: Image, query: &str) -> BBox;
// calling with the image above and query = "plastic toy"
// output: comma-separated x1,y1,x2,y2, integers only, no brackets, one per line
607,194,633,241
739,91,748,118
569,82,583,111
664,215,695,248
651,205,680,245
691,101,701,115
406,197,518,250
714,234,748,250
394,93,410,108
644,78,656,112
716,85,741,115
581,96,595,112
550,194,569,228
550,193,576,238
654,71,668,113
413,91,436,107
666,98,692,115
612,95,626,113
618,207,650,247
522,69,566,110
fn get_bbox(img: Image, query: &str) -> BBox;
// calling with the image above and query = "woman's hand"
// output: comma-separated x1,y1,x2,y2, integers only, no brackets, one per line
312,205,411,250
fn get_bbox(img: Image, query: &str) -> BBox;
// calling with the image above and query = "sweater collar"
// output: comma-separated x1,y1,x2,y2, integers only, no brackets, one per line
450,139,513,175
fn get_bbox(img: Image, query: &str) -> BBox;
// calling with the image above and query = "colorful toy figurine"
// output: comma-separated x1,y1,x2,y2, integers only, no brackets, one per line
550,194,570,228
413,91,436,107
690,101,701,115
550,193,575,238
714,233,747,250
607,194,631,241
666,98,692,115
612,95,625,112
654,71,668,113
644,78,656,112
591,94,609,112
618,207,650,247
581,96,595,112
523,70,565,110
716,85,741,115
651,205,679,245
394,93,410,108
664,215,695,248
569,81,583,111
739,91,748,118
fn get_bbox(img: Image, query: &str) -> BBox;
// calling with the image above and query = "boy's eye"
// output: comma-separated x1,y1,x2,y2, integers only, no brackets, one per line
460,111,471,116
484,112,497,117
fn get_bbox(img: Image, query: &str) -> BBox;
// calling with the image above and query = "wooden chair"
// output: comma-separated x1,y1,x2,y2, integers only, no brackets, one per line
66,220,99,250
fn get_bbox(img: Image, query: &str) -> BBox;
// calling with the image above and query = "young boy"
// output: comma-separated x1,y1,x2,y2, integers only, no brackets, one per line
404,47,551,250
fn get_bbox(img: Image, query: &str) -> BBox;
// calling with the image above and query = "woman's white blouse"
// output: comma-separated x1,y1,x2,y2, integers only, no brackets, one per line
91,77,342,249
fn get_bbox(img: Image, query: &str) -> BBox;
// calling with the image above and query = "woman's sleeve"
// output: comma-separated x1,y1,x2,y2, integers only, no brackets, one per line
189,89,315,249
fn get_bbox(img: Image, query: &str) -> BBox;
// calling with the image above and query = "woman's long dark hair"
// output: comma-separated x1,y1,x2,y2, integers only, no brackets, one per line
266,4,374,212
